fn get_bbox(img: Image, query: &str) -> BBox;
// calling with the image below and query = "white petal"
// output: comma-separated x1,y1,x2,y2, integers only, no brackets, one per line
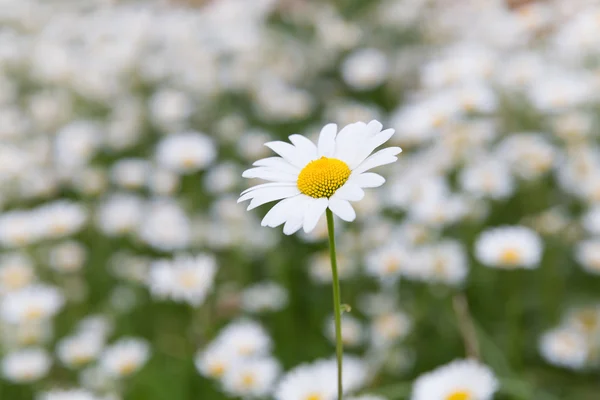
328,197,356,222
303,198,329,233
253,157,300,174
349,172,386,188
265,141,311,168
366,120,383,137
240,186,299,209
242,167,297,182
289,134,318,161
240,182,297,197
261,195,306,228
283,197,311,235
350,128,396,169
318,123,337,157
333,122,366,165
334,181,364,201
352,147,402,175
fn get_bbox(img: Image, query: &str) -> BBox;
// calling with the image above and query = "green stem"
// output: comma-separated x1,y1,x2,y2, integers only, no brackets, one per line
326,209,344,400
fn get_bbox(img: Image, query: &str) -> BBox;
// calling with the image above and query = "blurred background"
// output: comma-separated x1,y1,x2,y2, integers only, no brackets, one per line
1,0,600,399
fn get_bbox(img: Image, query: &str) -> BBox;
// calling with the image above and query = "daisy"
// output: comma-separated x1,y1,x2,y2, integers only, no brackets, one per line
147,254,217,306
411,359,499,400
238,120,401,235
1,348,52,383
240,281,289,313
474,226,543,269
1,284,65,324
57,333,104,369
222,357,281,398
195,342,237,380
539,327,589,370
100,338,150,378
155,131,217,174
38,389,99,400
575,239,600,275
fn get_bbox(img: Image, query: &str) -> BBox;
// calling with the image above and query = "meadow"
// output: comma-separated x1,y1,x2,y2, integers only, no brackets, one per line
0,0,599,399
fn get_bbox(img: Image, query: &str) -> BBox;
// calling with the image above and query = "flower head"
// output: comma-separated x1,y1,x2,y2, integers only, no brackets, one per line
239,120,401,235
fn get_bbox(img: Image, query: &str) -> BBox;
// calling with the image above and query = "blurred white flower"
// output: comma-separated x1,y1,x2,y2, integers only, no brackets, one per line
241,281,288,313
325,314,364,348
459,157,514,200
475,226,543,269
96,193,145,236
214,320,272,359
222,357,280,398
138,199,191,251
539,327,589,370
100,338,150,378
38,389,100,400
275,356,367,400
156,131,217,174
148,254,217,306
57,333,104,369
1,347,52,383
341,48,389,91
110,158,151,191
411,359,498,400
1,284,65,324
0,252,35,293
370,311,412,348
49,241,87,273
54,120,101,169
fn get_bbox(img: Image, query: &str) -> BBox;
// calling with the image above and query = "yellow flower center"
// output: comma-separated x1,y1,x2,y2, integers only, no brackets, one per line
499,248,522,265
297,157,351,199
118,359,138,375
305,394,323,400
446,390,472,400
25,306,44,320
241,373,255,388
177,271,199,289
208,362,225,377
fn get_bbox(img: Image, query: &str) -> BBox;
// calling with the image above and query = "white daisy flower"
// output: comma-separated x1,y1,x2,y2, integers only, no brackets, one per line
325,314,365,348
582,205,600,235
575,238,600,275
147,254,217,306
238,120,401,235
1,284,65,324
48,241,87,273
138,199,191,252
37,200,87,239
240,281,289,313
413,240,469,286
156,131,217,174
370,311,412,348
411,359,499,400
341,48,389,91
195,342,238,380
0,320,53,348
96,193,144,236
57,333,105,369
347,396,387,400
275,356,367,400
37,389,99,400
365,243,416,282
474,226,543,269
214,319,272,359
100,338,150,378
1,347,52,383
0,252,35,293
539,327,589,370
222,357,281,398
